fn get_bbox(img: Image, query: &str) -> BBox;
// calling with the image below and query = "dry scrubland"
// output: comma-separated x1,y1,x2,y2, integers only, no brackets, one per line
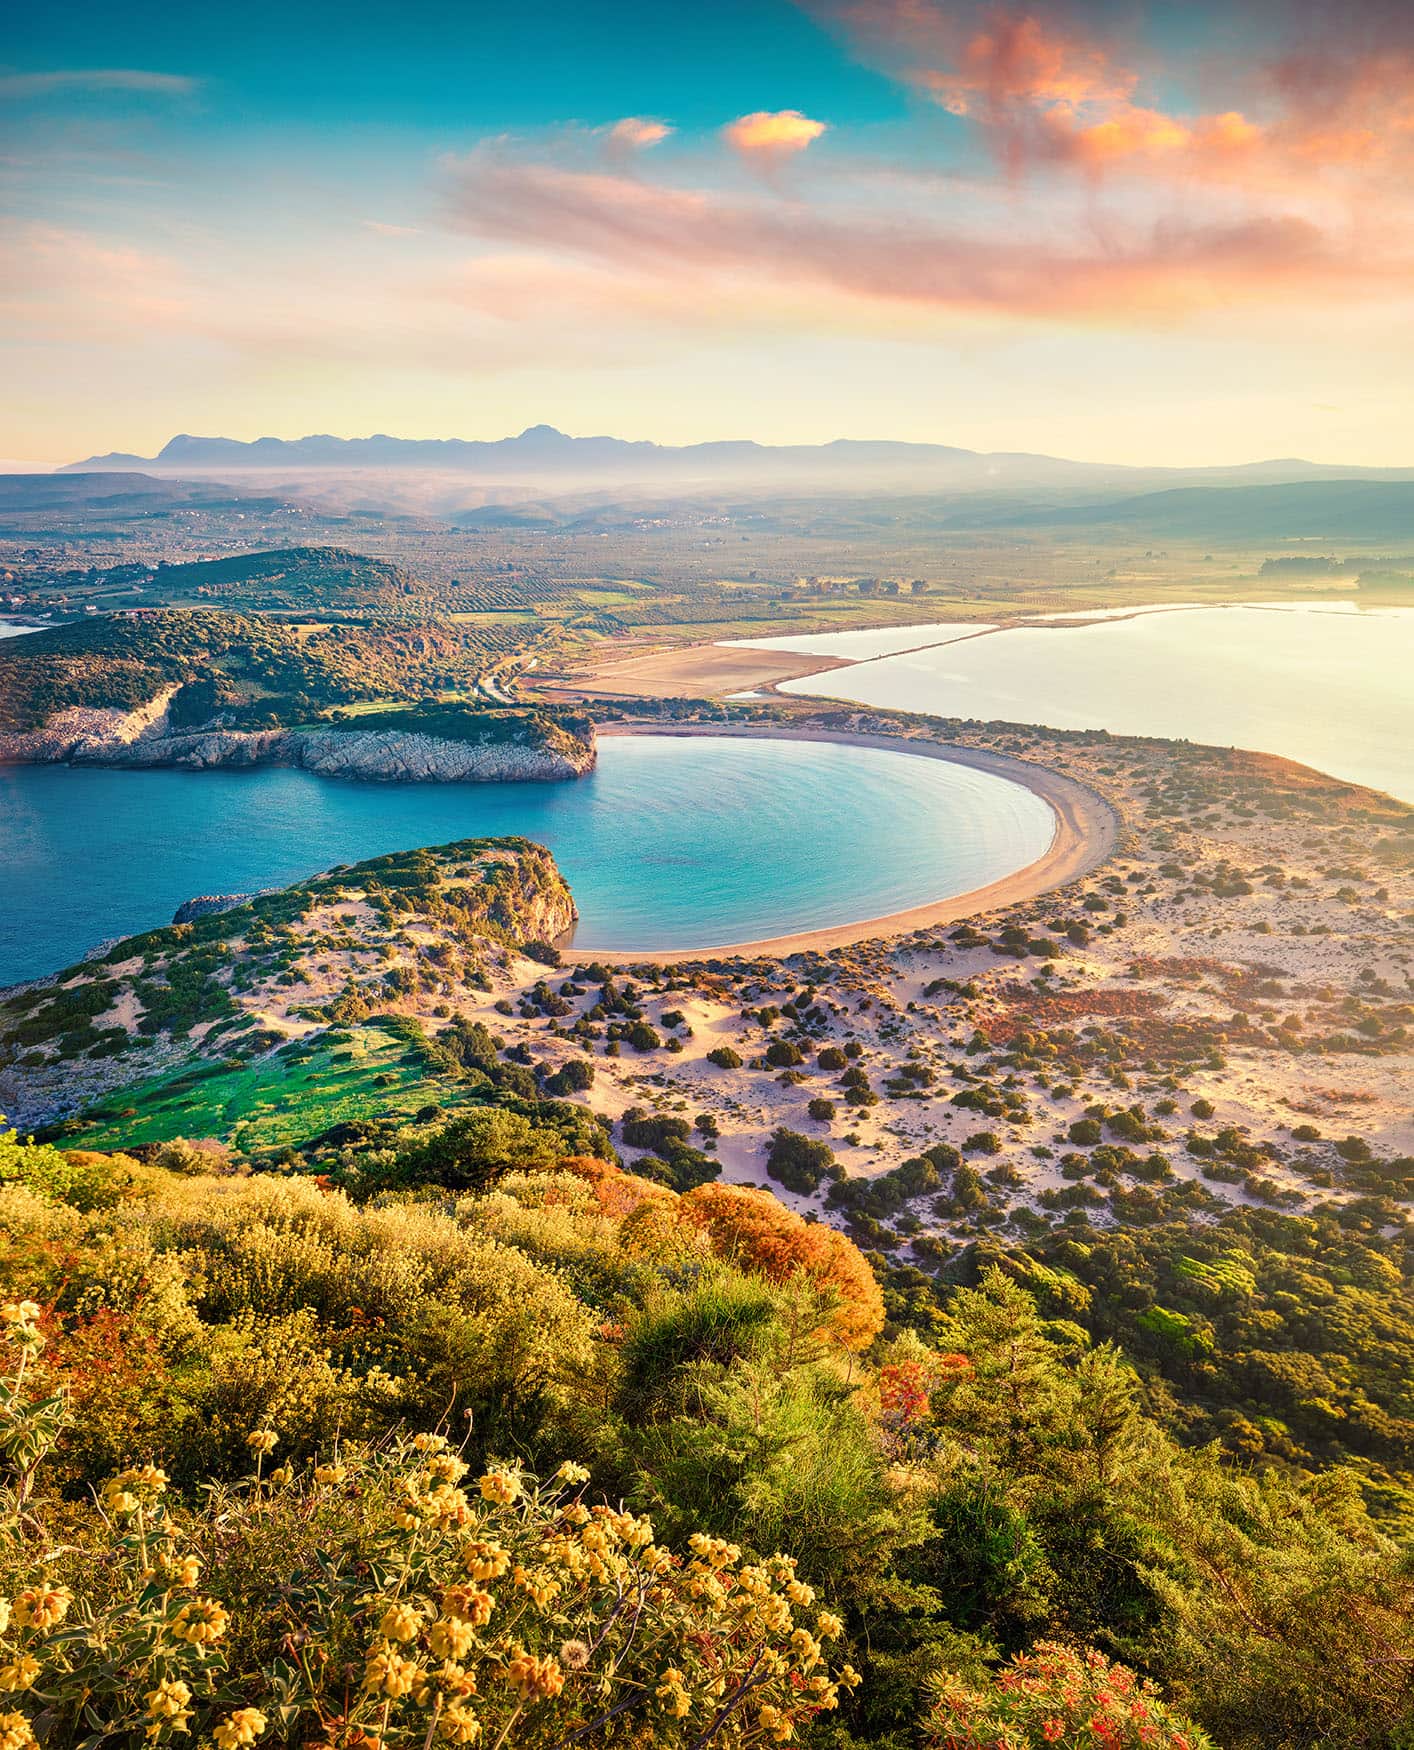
2,517,1414,1745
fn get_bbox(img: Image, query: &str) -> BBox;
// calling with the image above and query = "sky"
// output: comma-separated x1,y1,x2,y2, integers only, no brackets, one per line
3,0,1413,466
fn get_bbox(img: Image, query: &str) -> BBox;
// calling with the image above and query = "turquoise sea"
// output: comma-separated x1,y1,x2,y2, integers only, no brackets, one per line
0,734,1055,986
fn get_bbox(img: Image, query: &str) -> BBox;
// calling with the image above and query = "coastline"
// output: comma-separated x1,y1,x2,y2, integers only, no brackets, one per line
564,722,1118,963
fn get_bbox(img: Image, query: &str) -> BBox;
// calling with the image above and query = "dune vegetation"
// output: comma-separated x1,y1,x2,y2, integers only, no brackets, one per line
2,1109,1412,1750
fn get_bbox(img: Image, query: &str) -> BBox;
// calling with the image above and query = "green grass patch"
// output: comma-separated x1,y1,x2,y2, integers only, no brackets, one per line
64,1024,476,1152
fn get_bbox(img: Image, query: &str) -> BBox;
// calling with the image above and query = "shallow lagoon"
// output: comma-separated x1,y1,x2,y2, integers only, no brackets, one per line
773,602,1414,802
0,733,1055,985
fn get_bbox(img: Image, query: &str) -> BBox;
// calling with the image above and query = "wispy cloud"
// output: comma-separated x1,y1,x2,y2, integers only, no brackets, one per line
607,117,673,150
440,148,1404,329
0,68,198,99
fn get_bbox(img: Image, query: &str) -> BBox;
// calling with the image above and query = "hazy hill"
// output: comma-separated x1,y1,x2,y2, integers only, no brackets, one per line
61,425,1414,498
949,479,1414,543
0,472,285,533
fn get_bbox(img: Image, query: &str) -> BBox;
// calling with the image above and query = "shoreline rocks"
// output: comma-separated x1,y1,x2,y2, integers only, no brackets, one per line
0,703,597,785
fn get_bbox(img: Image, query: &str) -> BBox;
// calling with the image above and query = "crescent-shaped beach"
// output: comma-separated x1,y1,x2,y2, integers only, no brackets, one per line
567,722,1119,962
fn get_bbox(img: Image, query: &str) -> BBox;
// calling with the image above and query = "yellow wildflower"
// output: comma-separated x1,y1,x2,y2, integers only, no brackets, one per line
439,1703,482,1744
245,1429,278,1457
0,1603,8,1636
378,1602,424,1643
757,1704,795,1742
426,1454,469,1485
212,1709,268,1750
12,1586,72,1630
477,1468,520,1506
655,1669,691,1718
504,1648,564,1702
0,1303,40,1327
786,1579,816,1607
554,1460,590,1485
816,1610,843,1639
0,1710,35,1750
441,1586,494,1627
170,1597,230,1646
0,1658,40,1694
412,1433,449,1453
512,1565,560,1608
144,1678,193,1729
460,1539,510,1582
364,1649,421,1698
428,1618,476,1661
314,1463,348,1486
268,1465,293,1488
790,1629,822,1669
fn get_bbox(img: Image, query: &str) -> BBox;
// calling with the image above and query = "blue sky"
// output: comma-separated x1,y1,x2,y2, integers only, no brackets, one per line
3,0,1412,465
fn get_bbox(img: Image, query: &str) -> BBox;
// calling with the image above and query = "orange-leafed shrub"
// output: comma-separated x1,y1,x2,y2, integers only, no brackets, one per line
556,1156,676,1220
678,1183,884,1351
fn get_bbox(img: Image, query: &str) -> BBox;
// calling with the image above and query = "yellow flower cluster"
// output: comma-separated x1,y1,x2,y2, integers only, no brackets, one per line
0,1438,859,1750
170,1598,229,1647
0,1710,35,1750
102,1466,168,1517
0,1658,39,1695
476,1468,521,1506
461,1539,511,1583
503,1646,564,1702
145,1677,194,1736
11,1588,71,1633
212,1707,267,1749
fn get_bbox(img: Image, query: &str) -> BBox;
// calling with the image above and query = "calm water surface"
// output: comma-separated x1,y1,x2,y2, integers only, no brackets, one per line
775,603,1414,802
0,735,1055,985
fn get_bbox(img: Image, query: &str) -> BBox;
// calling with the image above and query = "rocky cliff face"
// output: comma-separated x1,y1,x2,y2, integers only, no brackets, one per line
0,703,596,783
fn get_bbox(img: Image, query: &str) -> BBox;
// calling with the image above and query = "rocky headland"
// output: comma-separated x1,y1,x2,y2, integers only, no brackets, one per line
0,693,597,783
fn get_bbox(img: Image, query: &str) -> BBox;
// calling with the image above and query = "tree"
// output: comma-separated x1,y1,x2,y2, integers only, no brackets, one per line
765,1128,842,1196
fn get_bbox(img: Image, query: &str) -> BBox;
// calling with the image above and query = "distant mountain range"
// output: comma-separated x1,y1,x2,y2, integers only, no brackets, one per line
61,425,1414,497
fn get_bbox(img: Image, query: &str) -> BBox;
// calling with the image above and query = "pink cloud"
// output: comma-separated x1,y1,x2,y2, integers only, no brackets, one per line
804,1,1414,191
441,151,1402,327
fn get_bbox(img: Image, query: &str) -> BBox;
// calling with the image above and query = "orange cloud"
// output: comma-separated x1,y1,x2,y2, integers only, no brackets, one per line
607,117,672,149
811,1,1414,191
723,109,828,155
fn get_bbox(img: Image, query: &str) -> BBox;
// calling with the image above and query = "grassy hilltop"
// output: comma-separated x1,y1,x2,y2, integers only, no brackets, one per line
0,610,593,753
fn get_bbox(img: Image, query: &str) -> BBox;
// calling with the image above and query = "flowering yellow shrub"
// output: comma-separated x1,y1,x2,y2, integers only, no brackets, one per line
0,1303,857,1749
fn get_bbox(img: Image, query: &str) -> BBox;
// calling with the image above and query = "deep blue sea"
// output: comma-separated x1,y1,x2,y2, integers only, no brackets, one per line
0,734,1054,984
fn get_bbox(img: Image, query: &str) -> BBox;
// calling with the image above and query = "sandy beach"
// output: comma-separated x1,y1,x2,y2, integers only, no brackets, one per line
564,722,1118,962
534,642,853,701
